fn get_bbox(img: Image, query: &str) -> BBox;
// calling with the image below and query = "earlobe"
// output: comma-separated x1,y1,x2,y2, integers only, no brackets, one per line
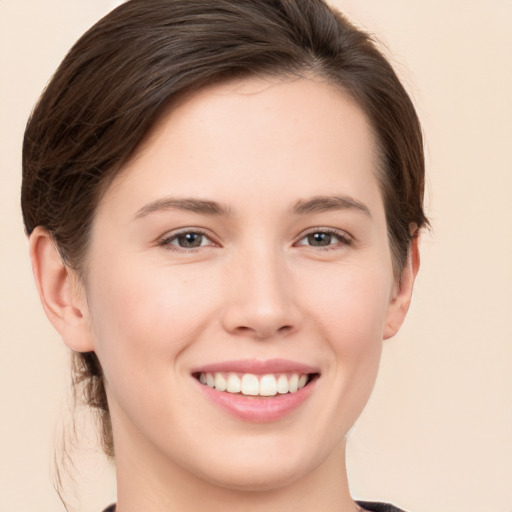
383,236,420,340
29,227,94,352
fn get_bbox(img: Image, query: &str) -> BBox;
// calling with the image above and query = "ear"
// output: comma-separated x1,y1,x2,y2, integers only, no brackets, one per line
29,227,94,352
383,235,420,340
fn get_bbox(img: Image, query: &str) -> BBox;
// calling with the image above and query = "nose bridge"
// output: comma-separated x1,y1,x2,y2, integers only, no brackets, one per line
221,239,300,339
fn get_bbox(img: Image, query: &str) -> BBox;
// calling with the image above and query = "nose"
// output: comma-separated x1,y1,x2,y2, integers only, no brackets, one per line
220,249,302,340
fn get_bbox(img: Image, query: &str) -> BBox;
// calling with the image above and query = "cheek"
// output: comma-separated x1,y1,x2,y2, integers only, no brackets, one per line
302,261,391,396
85,261,217,390
83,263,217,442
303,260,392,343
284,264,391,451
90,258,210,337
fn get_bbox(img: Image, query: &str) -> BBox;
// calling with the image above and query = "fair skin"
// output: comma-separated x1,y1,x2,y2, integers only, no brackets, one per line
30,76,419,512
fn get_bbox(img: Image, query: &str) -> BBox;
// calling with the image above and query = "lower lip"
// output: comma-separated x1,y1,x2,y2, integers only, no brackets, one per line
194,377,317,422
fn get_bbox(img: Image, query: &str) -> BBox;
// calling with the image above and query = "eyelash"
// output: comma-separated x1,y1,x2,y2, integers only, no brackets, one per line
157,227,353,252
158,229,216,252
295,228,353,250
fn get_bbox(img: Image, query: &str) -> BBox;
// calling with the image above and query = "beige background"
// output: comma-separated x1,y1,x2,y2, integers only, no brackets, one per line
1,1,511,511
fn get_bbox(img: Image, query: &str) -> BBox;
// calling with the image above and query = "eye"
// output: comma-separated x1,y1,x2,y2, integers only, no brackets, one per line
158,230,216,251
295,229,352,249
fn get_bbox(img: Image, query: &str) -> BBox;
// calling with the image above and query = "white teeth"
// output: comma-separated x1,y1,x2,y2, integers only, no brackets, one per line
198,372,311,396
277,374,289,394
289,374,299,393
214,373,227,391
259,374,277,396
206,373,215,388
241,374,259,395
226,373,241,393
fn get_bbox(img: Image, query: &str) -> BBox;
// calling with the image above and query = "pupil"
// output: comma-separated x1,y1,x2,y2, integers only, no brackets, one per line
179,233,202,247
309,232,331,246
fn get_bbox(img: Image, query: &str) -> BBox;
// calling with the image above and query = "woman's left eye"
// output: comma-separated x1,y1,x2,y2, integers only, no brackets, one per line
159,230,215,250
296,229,352,249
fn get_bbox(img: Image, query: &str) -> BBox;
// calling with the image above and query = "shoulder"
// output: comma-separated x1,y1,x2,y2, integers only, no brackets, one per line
357,501,409,512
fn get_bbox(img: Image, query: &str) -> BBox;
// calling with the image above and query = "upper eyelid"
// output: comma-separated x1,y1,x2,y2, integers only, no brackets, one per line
296,227,353,241
158,227,218,246
300,227,350,235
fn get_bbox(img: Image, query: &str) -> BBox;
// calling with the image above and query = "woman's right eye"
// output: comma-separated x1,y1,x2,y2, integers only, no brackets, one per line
158,230,215,251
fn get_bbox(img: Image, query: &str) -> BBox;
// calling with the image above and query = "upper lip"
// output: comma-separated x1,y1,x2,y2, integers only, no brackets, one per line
191,358,320,375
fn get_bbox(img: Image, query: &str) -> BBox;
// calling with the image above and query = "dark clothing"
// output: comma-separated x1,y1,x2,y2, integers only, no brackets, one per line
358,501,407,512
103,501,406,511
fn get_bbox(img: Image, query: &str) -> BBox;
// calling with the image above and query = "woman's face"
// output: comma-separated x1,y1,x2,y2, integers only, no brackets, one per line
78,77,414,491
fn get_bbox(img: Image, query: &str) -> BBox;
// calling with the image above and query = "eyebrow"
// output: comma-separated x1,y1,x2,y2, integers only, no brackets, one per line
134,197,231,219
134,194,371,220
293,195,371,217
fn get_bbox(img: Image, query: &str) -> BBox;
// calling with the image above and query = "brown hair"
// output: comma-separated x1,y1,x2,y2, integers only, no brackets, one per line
22,0,428,458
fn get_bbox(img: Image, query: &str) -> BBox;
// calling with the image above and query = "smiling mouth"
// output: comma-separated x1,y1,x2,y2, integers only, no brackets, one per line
193,372,319,397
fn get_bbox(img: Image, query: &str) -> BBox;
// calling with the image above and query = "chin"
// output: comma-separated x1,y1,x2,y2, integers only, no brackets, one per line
189,439,331,493
201,462,308,493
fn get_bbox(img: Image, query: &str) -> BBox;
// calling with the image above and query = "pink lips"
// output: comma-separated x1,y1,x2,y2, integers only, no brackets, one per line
191,358,319,375
192,358,319,422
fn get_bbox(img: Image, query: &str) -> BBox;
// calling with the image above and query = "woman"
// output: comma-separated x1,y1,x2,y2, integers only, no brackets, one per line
21,1,427,511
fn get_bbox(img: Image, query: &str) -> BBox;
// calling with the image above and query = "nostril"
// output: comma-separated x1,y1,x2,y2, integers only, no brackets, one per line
232,324,294,339
254,323,295,339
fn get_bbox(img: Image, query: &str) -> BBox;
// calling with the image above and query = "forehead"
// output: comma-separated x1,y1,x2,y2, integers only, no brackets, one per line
99,76,383,219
